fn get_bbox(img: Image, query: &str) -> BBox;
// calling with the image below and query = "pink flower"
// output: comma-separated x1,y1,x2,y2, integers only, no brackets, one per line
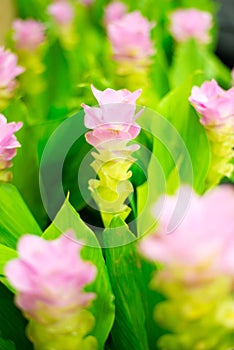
0,114,22,171
104,1,127,25
82,85,143,147
5,231,96,322
140,185,234,282
48,1,75,26
107,11,155,62
169,8,213,44
189,79,234,127
13,19,46,51
0,47,24,92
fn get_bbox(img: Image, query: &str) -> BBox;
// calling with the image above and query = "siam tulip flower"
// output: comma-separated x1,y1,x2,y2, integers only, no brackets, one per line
12,20,45,97
139,185,234,349
189,79,234,186
0,114,22,182
82,85,142,147
169,8,213,44
5,231,97,350
13,19,46,52
48,0,75,26
0,46,24,95
48,1,77,50
107,11,155,64
104,1,127,25
140,185,234,281
87,84,142,106
189,79,234,126
82,85,143,226
106,10,155,99
5,231,96,320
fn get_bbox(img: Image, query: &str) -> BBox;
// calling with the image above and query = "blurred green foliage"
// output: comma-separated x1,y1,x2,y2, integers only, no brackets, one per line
0,0,233,349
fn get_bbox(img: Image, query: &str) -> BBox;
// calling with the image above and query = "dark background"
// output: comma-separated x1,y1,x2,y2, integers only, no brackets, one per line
216,0,234,68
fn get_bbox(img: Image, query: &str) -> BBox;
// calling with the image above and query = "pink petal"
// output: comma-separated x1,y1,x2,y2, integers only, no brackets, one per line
82,103,103,129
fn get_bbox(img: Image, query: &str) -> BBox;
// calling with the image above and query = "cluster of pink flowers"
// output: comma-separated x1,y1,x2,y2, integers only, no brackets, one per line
0,114,22,181
47,0,75,26
140,185,234,283
0,47,24,93
13,19,46,52
189,79,234,127
5,231,96,322
169,8,213,44
82,85,143,147
105,3,155,63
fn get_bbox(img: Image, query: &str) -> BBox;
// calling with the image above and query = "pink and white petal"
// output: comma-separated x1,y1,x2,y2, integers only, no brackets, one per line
5,259,37,292
101,104,136,124
17,234,49,266
82,104,103,129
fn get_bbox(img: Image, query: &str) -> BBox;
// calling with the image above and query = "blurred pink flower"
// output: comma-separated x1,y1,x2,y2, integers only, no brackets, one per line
13,19,46,51
107,11,155,62
140,185,234,282
82,85,143,147
5,231,96,322
0,114,22,171
189,79,234,127
169,8,212,44
0,47,24,92
79,0,94,5
104,1,127,25
48,1,75,26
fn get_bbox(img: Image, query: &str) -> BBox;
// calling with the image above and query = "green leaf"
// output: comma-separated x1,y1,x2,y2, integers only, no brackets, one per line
181,0,215,12
130,129,153,188
0,338,16,350
136,150,166,237
170,40,231,89
43,39,73,108
39,111,93,220
157,75,210,194
0,245,17,276
42,199,115,350
103,216,152,350
205,51,232,88
13,0,48,20
0,283,33,350
0,183,42,249
150,49,170,99
0,244,17,290
4,100,50,228
136,77,210,235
